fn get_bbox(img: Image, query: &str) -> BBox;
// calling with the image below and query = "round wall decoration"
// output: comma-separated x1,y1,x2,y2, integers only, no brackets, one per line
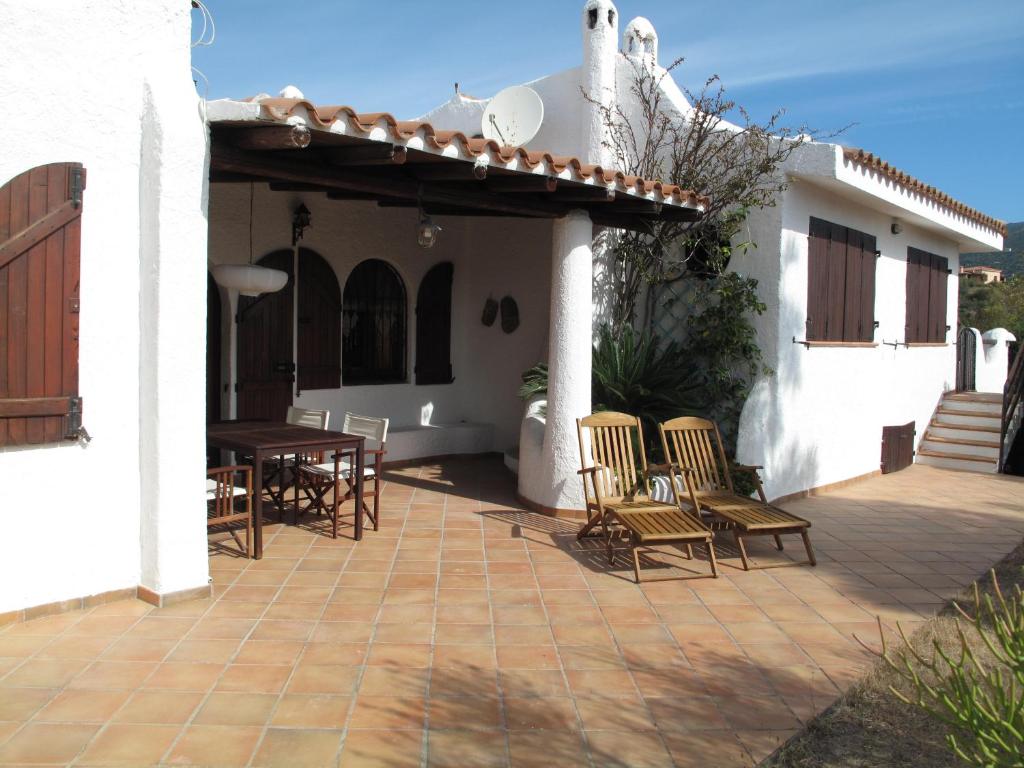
500,296,519,333
481,296,498,326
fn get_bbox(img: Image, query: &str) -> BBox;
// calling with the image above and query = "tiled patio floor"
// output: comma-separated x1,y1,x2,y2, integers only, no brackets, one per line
2,459,1023,767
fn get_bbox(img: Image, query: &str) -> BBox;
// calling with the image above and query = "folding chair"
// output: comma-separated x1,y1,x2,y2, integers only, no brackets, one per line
206,465,253,557
296,412,388,538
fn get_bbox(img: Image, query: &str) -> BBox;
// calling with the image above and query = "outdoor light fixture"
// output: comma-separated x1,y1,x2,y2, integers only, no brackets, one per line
212,184,289,297
292,203,311,246
416,199,441,248
891,218,904,235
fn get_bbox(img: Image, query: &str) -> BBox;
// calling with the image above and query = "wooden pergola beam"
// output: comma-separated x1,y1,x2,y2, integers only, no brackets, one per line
231,125,311,151
485,176,558,194
211,146,565,219
410,164,488,181
322,144,407,166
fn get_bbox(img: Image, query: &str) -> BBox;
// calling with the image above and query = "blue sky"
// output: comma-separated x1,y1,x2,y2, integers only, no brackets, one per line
192,0,1024,223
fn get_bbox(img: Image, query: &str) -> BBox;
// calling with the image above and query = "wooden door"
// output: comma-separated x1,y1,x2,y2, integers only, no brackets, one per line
207,273,222,423
881,421,915,474
0,162,84,446
236,250,294,421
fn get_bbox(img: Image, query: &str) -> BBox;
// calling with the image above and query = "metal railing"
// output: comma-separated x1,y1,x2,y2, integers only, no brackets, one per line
999,343,1024,473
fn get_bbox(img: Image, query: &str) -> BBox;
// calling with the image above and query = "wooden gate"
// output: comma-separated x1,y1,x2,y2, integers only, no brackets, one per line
881,421,916,474
236,250,294,421
0,163,84,446
956,326,977,392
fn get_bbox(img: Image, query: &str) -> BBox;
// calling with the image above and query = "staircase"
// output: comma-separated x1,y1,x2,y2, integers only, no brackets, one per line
917,392,1004,473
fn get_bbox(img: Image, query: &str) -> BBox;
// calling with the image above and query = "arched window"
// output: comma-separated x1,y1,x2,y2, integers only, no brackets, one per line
343,259,407,385
415,262,454,385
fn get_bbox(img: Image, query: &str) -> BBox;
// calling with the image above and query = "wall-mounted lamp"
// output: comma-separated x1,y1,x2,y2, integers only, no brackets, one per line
292,203,312,246
417,206,441,249
890,218,903,235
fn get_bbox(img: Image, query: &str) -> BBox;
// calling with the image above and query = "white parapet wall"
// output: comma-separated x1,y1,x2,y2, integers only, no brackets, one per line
976,328,1017,394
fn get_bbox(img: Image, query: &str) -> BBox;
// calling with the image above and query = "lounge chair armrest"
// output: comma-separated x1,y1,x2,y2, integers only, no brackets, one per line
577,466,601,476
733,464,764,474
649,462,699,476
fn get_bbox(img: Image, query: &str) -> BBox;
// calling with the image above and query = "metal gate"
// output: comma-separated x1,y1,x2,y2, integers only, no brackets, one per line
956,326,977,392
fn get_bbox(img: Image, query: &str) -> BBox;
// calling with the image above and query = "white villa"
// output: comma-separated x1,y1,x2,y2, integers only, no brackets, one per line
0,0,1009,620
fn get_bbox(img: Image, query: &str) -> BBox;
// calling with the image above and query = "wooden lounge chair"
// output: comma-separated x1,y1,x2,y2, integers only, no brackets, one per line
576,412,718,582
206,466,253,557
658,417,816,570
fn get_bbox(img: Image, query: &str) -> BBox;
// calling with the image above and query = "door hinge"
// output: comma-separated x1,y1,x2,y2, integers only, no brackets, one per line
69,297,80,314
64,396,91,443
70,167,85,209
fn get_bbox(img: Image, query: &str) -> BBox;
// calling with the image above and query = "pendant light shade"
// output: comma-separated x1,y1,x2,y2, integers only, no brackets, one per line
212,263,288,297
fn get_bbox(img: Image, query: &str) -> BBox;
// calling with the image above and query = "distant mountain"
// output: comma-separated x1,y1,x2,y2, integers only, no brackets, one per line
962,221,1024,277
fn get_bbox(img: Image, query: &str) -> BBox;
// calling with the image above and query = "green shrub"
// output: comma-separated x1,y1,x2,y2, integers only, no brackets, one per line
878,572,1024,767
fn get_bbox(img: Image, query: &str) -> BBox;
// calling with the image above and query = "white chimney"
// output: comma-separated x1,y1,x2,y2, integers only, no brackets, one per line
580,0,618,167
622,16,658,70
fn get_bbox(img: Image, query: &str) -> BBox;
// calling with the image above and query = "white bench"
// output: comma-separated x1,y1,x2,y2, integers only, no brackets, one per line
383,422,494,465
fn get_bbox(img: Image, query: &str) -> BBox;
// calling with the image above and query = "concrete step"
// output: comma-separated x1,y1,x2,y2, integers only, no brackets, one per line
944,392,1004,405
916,448,998,473
937,398,1002,416
928,422,1002,442
921,434,1000,459
935,407,1002,427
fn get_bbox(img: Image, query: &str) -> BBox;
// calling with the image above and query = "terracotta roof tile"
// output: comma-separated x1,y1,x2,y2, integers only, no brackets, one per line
842,148,1005,236
230,96,708,210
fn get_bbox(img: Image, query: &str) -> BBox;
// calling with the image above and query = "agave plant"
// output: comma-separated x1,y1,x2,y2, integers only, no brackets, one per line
591,324,707,460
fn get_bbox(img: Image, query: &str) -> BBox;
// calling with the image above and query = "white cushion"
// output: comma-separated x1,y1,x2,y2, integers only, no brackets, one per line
300,459,376,480
206,478,248,500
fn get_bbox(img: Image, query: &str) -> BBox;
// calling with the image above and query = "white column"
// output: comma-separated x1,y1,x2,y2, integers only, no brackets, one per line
519,210,593,511
137,5,212,602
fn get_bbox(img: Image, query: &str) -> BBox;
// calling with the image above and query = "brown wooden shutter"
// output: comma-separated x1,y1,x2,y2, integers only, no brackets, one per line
825,221,847,342
928,254,949,343
859,232,877,342
806,218,831,341
841,226,862,341
415,261,454,385
296,248,341,392
0,162,84,446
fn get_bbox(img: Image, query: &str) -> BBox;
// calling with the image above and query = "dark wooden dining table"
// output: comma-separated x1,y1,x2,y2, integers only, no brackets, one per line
207,420,366,558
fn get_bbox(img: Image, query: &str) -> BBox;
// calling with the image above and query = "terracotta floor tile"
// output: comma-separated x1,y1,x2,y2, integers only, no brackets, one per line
194,691,278,725
251,620,316,642
288,663,361,695
647,695,731,731
2,657,91,688
35,634,114,659
167,637,242,664
64,614,140,637
76,722,180,766
126,616,198,639
101,635,177,662
0,687,58,720
272,694,352,728
375,604,432,624
559,645,626,670
349,695,427,730
434,623,492,645
575,694,658,731
251,727,344,768
359,667,430,697
432,644,495,670
164,724,262,767
339,728,423,768
715,695,803,730
144,661,224,691
0,722,99,764
508,730,589,767
585,729,675,767
495,644,561,670
310,621,375,644
34,688,131,723
234,639,306,665
633,668,707,698
0,635,52,658
565,669,637,698
115,690,205,724
662,731,751,768
428,696,503,730
374,622,434,644
551,624,615,646
430,668,501,699
493,625,552,646
367,643,432,667
216,663,292,694
428,729,509,767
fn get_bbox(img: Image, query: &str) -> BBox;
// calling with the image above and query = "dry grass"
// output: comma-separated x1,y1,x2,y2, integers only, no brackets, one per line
762,539,1024,768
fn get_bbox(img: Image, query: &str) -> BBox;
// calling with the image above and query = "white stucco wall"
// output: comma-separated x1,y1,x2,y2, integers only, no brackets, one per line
207,185,552,458
734,179,962,499
0,0,210,612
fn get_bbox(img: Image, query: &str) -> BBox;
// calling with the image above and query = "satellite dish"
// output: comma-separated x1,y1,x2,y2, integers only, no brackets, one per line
481,86,544,147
